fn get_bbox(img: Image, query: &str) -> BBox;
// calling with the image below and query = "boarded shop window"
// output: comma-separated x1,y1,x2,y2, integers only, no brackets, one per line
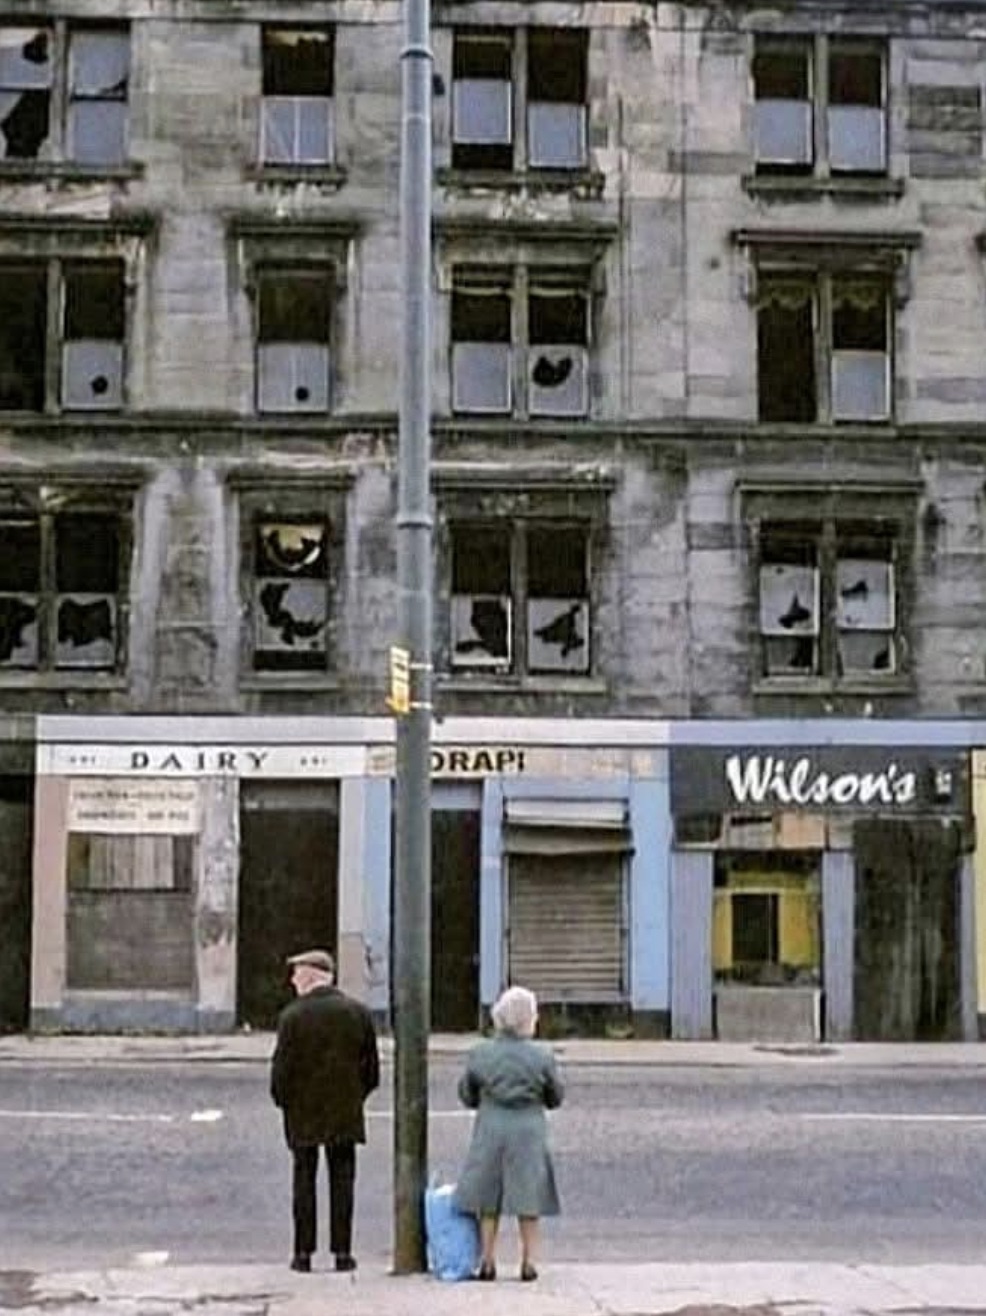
0,258,126,413
451,27,587,172
753,35,886,176
261,27,334,165
0,23,129,166
448,518,591,676
65,834,195,991
713,855,820,986
0,508,125,672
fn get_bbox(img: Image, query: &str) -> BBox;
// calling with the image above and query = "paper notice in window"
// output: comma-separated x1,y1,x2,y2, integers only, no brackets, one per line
68,778,201,834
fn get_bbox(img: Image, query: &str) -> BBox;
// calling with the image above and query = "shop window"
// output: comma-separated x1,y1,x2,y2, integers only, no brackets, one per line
0,509,124,672
753,36,886,176
713,857,820,986
256,270,332,413
260,26,334,166
0,23,129,166
758,520,899,681
451,267,590,418
449,519,591,676
250,518,331,673
451,27,587,173
757,272,890,423
0,259,125,412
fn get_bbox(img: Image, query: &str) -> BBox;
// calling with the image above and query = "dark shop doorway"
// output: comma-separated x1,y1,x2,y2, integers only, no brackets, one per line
431,809,481,1031
237,781,339,1028
0,775,33,1033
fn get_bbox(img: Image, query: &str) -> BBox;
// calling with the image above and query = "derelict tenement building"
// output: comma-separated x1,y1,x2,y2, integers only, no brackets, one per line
2,1,986,1042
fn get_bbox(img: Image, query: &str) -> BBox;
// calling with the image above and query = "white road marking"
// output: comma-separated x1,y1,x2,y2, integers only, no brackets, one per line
189,1109,224,1122
367,1109,471,1119
133,1251,170,1266
0,1108,175,1124
801,1113,986,1123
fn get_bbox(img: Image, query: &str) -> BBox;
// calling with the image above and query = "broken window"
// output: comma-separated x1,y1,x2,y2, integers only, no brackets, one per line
0,27,52,161
451,27,588,172
0,260,126,413
757,518,902,683
256,271,332,413
62,262,125,410
0,509,123,672
527,525,590,673
450,267,592,418
757,271,890,424
261,27,334,165
68,28,129,166
0,265,46,411
252,520,329,672
451,280,512,413
448,519,591,676
753,35,887,176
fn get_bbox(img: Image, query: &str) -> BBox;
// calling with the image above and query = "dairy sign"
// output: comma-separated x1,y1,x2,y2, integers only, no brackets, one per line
670,746,966,815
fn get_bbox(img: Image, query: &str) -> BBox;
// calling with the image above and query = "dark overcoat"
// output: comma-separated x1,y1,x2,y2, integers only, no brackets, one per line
270,985,380,1148
453,1033,563,1218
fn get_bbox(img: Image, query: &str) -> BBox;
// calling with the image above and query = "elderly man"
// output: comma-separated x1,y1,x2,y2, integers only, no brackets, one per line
270,949,380,1274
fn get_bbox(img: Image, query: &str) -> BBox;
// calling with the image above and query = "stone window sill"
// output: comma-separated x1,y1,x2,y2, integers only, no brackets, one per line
0,160,145,185
246,163,348,192
752,676,914,697
437,166,605,199
239,675,341,692
437,673,607,696
742,172,905,202
0,673,127,690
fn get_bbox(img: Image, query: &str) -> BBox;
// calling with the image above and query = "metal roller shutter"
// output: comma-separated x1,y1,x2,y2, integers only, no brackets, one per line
507,852,625,1000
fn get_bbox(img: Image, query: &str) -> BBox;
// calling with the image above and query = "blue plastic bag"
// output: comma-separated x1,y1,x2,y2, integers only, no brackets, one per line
424,1179,480,1281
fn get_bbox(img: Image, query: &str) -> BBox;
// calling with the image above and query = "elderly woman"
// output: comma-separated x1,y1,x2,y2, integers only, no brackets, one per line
453,985,563,1282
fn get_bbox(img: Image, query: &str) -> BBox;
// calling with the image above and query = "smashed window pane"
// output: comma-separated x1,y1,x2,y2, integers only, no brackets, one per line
54,514,119,668
529,287,588,416
257,274,331,412
452,30,512,169
757,278,816,422
450,525,511,668
63,264,125,410
0,27,51,160
0,519,40,667
0,265,46,411
68,28,128,165
527,525,589,673
253,522,328,671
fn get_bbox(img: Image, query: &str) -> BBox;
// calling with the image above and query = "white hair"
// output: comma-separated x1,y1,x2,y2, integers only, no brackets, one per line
491,985,539,1038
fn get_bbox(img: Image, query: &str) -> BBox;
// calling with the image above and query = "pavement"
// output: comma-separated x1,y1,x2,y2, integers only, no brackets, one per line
6,1034,986,1315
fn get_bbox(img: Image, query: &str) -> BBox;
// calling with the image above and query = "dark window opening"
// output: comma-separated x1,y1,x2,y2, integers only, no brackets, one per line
452,286,511,343
528,525,587,597
450,524,511,667
829,47,882,108
0,519,40,667
0,265,45,411
262,28,333,97
753,44,810,100
452,30,513,171
528,29,586,103
529,288,587,345
452,524,511,594
757,279,815,422
260,27,333,164
54,514,119,668
0,26,52,160
258,273,331,343
64,263,125,341
527,524,589,672
832,281,886,352
252,520,329,672
732,892,779,966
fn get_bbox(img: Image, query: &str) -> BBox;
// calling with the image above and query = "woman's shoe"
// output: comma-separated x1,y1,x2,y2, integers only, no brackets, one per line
476,1262,497,1281
520,1262,538,1282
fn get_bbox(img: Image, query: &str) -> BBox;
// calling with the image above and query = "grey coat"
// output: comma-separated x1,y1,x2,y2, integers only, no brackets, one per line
453,1033,564,1218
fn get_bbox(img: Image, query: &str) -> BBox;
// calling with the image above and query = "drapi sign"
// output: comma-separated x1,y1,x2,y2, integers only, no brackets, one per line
68,779,201,834
670,747,965,815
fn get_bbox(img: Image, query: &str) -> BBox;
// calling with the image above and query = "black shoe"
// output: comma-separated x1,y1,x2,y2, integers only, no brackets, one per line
520,1262,538,1282
476,1262,496,1281
290,1255,312,1273
334,1254,357,1272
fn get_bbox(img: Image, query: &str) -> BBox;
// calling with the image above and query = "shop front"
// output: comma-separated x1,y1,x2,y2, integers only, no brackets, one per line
0,716,34,1033
670,731,974,1043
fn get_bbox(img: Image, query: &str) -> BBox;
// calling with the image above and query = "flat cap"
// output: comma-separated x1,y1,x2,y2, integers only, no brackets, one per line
286,949,334,973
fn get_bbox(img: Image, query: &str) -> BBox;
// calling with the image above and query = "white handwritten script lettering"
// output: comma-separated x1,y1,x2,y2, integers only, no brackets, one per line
724,754,917,808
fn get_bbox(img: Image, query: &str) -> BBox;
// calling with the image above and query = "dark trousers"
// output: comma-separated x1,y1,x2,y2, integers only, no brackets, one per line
291,1141,357,1258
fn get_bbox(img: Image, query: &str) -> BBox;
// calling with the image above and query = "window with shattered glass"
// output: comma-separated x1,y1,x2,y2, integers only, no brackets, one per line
448,519,592,676
261,27,334,165
256,271,332,413
0,264,46,411
528,284,588,417
0,511,122,671
451,27,588,173
756,517,901,683
252,521,329,671
63,262,125,410
0,27,52,161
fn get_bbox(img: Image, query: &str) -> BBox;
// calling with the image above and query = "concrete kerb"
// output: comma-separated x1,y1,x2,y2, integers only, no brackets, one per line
4,1034,986,1067
19,1262,986,1316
